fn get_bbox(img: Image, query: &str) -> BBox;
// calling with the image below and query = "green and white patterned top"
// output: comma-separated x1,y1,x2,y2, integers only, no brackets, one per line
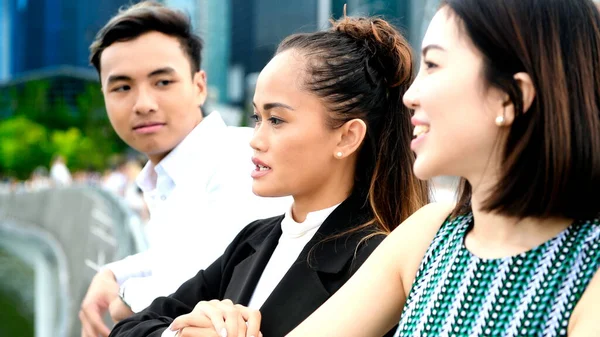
394,213,600,337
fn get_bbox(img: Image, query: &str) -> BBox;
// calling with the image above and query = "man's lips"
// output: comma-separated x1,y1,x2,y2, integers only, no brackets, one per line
133,123,166,134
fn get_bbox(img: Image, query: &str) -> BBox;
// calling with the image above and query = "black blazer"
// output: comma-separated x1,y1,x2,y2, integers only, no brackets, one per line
110,193,397,337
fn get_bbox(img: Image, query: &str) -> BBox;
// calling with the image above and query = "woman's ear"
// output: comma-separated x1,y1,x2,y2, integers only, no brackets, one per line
513,72,536,114
333,119,367,159
497,72,535,126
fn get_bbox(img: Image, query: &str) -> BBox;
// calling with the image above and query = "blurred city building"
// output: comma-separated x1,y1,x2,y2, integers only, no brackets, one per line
0,0,143,118
0,0,142,79
1,0,441,123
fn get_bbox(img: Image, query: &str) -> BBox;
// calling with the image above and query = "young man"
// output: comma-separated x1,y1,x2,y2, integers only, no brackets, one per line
79,2,289,336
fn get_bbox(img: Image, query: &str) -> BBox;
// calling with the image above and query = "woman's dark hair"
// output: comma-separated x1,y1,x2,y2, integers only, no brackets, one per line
90,1,202,76
277,16,430,234
443,0,600,219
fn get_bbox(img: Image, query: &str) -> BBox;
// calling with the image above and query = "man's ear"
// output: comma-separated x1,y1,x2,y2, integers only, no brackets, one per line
193,70,208,107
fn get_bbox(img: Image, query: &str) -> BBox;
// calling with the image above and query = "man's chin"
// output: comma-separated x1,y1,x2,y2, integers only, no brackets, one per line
138,146,174,164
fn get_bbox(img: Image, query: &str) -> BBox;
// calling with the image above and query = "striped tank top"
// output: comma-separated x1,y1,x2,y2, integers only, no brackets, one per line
394,213,600,337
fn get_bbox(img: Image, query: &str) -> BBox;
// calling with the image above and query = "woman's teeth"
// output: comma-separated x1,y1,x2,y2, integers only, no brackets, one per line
413,125,430,137
256,165,270,171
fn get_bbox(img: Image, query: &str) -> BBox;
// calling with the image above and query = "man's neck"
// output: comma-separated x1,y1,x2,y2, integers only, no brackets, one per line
146,115,204,165
147,152,170,166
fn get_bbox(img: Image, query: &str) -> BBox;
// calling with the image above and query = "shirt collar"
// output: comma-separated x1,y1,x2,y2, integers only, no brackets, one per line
136,111,228,193
280,203,341,238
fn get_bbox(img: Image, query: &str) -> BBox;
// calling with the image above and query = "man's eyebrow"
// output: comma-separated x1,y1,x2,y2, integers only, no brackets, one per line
106,74,132,85
148,67,176,77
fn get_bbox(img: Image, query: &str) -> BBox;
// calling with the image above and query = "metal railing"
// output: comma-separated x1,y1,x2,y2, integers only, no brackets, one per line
0,186,147,337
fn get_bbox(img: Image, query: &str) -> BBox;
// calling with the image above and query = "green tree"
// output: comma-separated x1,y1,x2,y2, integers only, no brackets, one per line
50,128,106,172
75,82,128,158
1,79,128,179
0,117,53,180
8,80,75,130
76,83,106,132
12,80,51,122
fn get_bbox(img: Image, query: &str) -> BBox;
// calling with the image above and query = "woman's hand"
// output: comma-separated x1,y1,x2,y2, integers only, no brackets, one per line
169,299,262,337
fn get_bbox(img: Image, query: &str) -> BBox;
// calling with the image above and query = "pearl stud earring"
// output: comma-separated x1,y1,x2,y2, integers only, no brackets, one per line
495,115,505,126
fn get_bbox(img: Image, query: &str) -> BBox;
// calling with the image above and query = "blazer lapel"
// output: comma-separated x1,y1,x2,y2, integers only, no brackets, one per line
224,218,283,304
307,191,374,274
258,193,375,336
259,261,331,336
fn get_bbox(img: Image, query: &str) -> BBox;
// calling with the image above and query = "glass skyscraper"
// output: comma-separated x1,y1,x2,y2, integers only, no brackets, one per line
2,0,140,80
0,0,11,82
1,0,442,106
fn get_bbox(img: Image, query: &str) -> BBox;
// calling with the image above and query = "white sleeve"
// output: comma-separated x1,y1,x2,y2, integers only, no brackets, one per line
103,251,152,286
119,276,165,313
161,328,179,337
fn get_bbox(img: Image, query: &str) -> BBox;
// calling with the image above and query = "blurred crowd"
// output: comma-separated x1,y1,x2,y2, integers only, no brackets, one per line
0,155,150,222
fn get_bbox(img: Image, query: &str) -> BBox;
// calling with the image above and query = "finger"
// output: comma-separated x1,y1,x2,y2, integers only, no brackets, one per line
237,307,260,337
79,311,95,337
81,307,111,337
235,311,247,337
178,326,220,337
109,299,119,323
217,302,240,337
170,312,212,330
173,302,225,333
245,310,261,337
79,318,94,337
81,327,94,337
221,299,234,306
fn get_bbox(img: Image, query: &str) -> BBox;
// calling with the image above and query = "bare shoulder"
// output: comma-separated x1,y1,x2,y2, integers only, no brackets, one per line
569,263,600,336
383,202,455,294
386,202,455,247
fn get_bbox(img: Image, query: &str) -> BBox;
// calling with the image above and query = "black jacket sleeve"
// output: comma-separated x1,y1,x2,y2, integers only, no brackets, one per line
109,220,266,337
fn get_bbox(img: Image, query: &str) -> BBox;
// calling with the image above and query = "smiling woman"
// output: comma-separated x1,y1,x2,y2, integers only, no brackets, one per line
286,0,600,336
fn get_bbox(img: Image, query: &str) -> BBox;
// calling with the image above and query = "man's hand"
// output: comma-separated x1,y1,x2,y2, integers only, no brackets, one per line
79,269,119,337
109,297,134,324
170,299,262,337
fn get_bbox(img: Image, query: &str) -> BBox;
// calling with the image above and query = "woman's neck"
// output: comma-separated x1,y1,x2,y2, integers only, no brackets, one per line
290,162,355,223
467,181,571,259
291,186,352,223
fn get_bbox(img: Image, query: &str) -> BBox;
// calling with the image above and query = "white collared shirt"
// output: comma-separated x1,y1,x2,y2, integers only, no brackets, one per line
246,203,340,310
105,112,291,312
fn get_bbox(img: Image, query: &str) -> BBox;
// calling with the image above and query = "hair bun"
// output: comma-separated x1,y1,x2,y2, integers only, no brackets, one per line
332,16,413,88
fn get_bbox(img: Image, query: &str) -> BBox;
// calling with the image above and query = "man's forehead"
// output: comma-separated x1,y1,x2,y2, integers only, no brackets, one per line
100,36,188,80
100,32,184,65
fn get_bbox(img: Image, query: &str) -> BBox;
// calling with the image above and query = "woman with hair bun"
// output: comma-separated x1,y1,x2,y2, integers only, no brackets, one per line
110,15,427,337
